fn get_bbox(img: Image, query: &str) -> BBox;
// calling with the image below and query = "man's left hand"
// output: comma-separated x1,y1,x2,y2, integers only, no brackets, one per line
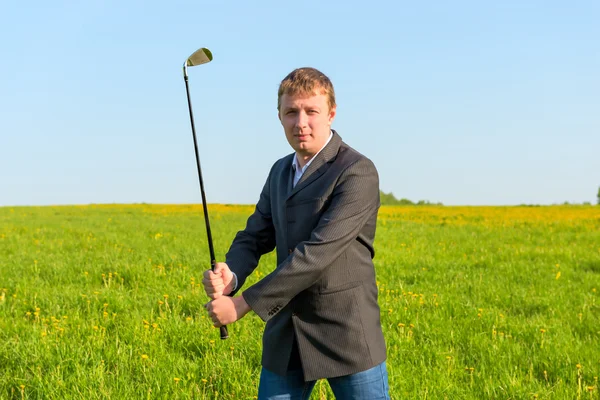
204,295,251,327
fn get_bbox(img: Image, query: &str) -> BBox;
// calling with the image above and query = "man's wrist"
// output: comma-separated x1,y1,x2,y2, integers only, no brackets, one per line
233,295,252,317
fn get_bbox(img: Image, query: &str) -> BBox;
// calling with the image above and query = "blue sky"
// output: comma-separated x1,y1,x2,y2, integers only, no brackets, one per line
1,0,598,206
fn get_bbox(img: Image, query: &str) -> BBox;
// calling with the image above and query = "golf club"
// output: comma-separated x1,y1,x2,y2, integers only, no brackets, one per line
183,47,229,340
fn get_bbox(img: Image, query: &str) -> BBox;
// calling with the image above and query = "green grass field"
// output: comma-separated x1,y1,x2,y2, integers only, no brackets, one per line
1,204,599,399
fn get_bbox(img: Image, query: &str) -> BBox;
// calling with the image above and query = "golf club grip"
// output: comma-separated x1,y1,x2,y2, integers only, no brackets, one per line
220,326,229,339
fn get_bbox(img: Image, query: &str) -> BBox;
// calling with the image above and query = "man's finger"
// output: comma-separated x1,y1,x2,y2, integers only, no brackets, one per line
214,263,225,274
203,270,222,280
202,281,222,291
205,284,224,293
202,269,215,279
202,276,223,287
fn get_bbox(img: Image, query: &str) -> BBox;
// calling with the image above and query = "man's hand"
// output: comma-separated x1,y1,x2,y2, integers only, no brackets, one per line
205,296,251,327
202,262,235,299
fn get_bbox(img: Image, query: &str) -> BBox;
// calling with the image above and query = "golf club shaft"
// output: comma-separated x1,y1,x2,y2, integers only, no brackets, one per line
184,75,229,340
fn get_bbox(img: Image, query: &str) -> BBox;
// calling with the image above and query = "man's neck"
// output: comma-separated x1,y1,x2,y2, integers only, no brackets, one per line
294,131,334,170
295,153,313,170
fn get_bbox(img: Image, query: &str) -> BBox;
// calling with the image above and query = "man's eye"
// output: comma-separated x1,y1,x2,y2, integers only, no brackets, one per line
307,110,318,114
286,110,297,115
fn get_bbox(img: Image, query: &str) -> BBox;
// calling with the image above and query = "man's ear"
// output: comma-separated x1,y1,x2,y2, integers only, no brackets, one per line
277,109,282,123
328,106,337,125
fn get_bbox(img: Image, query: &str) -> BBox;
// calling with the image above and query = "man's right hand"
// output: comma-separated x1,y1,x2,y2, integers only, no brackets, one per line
202,262,235,299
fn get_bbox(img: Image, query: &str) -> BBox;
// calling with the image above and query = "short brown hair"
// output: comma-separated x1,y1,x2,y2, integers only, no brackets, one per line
277,67,336,111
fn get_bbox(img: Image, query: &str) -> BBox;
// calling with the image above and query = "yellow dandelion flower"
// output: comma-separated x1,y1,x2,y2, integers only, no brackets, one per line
141,354,148,360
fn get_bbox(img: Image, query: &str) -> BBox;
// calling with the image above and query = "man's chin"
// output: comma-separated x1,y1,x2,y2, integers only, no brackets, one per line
295,148,317,159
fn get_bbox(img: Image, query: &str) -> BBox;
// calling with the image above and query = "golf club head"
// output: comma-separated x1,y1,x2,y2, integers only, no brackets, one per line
183,48,213,77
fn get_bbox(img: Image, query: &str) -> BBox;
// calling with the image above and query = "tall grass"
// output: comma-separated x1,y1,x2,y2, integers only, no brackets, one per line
1,204,599,399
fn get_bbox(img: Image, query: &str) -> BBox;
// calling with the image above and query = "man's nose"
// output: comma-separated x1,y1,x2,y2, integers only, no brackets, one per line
295,111,308,128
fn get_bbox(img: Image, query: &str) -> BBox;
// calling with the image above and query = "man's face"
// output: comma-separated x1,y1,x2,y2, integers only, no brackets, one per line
278,91,336,162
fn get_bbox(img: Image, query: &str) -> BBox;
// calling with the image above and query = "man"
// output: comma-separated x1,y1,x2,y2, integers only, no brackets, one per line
203,67,389,399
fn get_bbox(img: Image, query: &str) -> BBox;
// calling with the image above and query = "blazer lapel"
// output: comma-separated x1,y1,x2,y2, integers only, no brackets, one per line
287,158,295,195
273,153,295,198
287,131,342,201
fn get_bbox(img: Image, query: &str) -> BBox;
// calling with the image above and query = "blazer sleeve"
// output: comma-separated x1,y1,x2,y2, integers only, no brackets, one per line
242,157,380,321
225,165,277,296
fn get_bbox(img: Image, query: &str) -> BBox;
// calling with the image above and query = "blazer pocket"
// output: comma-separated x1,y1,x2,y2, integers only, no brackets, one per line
319,281,362,295
287,196,324,207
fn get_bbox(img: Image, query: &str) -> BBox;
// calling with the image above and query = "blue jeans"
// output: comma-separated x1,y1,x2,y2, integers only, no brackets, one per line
257,361,390,399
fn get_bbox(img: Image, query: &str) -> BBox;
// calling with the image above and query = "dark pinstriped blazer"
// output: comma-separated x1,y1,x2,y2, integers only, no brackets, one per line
226,130,386,381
